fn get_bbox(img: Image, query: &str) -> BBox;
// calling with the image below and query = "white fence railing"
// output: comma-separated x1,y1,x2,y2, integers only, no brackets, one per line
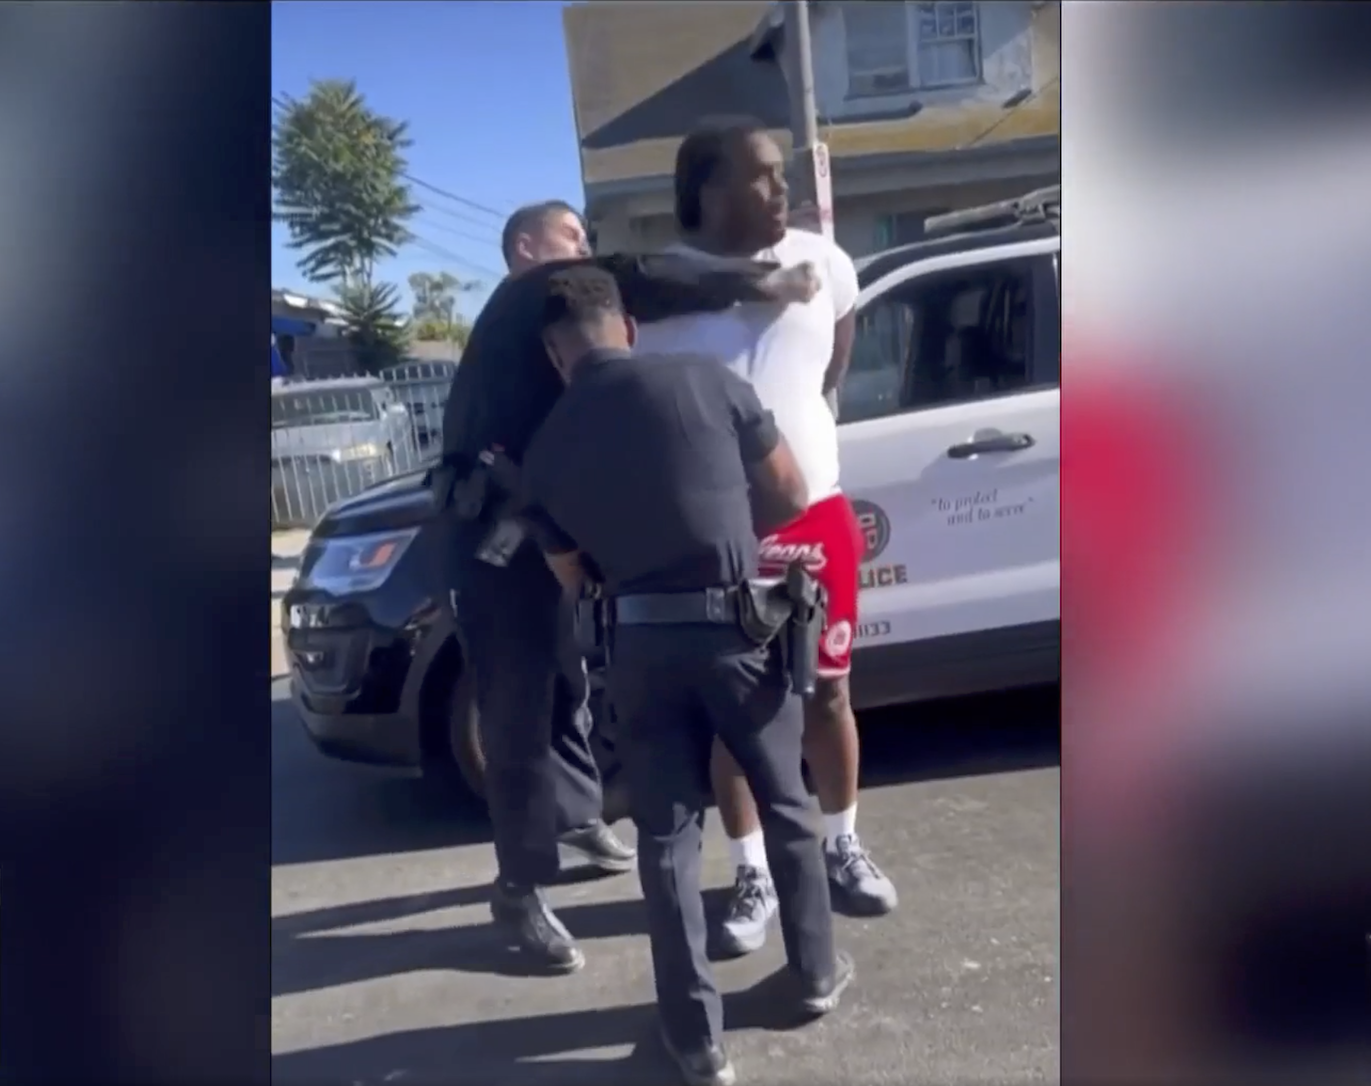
270,362,455,530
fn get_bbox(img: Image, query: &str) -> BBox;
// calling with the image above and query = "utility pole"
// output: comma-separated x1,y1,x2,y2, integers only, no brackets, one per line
782,0,832,240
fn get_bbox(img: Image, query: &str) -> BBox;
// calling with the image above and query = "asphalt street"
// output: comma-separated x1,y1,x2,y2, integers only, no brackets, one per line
272,679,1061,1085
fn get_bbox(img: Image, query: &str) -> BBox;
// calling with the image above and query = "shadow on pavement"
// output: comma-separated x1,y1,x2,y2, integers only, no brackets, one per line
272,875,736,999
273,966,829,1085
272,681,1059,868
855,682,1060,792
272,689,494,868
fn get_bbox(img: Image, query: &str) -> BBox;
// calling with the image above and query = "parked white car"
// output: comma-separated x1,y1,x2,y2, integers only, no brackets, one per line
841,188,1060,709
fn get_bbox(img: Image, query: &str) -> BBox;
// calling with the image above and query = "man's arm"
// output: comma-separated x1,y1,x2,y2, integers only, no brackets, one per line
821,244,862,412
521,504,589,597
719,367,809,534
594,252,819,325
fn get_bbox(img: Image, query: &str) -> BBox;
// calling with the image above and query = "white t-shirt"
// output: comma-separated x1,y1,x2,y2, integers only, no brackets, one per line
632,229,860,505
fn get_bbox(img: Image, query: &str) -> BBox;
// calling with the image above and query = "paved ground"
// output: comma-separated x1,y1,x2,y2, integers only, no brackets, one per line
272,680,1060,1085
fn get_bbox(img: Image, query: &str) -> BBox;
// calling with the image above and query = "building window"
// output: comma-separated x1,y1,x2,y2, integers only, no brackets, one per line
915,1,981,89
843,2,912,98
844,2,981,98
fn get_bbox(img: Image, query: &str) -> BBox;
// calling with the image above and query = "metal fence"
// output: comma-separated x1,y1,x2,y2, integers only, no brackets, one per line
270,361,457,530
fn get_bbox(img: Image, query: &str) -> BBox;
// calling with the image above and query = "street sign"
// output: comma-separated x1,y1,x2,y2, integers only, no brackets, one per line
788,142,835,241
813,141,833,240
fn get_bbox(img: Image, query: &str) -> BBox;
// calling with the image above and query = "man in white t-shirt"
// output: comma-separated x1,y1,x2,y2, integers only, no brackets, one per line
633,118,899,958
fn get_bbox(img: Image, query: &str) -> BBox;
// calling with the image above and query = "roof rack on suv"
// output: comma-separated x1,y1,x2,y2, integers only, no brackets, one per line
924,185,1060,238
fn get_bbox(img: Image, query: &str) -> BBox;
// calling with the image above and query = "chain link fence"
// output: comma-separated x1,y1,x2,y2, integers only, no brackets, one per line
270,361,456,530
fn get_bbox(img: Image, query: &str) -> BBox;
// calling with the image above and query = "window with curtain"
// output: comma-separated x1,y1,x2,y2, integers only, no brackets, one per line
843,2,912,98
914,1,981,88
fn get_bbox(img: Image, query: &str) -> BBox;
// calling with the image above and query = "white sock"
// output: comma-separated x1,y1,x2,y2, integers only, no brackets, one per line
824,806,858,851
728,829,769,874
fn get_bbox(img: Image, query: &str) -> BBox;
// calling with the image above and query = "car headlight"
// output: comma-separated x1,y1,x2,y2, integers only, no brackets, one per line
334,442,382,462
297,528,418,594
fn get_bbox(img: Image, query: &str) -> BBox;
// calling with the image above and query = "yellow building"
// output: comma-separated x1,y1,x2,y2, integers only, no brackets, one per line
564,1,1059,258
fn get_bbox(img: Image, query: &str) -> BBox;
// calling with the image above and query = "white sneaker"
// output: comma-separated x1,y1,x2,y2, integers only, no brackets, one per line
826,834,898,915
716,864,777,957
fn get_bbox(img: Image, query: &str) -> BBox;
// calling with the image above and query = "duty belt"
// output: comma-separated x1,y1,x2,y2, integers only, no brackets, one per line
611,587,742,626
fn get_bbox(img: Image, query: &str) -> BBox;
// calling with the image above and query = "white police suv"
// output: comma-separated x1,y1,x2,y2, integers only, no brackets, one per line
840,187,1060,709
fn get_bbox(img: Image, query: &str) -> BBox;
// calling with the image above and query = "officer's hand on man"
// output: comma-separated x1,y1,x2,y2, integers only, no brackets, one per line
759,261,821,305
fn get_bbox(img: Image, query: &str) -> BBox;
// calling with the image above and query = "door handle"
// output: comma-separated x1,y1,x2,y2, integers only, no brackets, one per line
946,432,1035,459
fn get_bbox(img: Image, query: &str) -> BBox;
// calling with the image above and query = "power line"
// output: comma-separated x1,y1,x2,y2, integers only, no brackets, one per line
403,173,509,221
408,233,502,279
419,199,505,235
960,75,1059,151
416,214,504,251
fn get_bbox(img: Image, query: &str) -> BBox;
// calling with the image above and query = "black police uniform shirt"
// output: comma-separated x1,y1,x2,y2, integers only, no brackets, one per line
521,347,781,596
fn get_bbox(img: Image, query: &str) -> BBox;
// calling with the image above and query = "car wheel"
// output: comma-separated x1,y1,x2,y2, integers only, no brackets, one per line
447,661,486,799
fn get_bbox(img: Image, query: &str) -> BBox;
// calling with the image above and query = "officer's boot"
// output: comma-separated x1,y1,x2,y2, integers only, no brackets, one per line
559,818,636,873
489,880,585,974
659,1023,736,1086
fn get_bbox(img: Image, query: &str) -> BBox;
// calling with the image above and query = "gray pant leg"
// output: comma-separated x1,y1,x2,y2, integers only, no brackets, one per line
609,634,721,1051
700,642,835,986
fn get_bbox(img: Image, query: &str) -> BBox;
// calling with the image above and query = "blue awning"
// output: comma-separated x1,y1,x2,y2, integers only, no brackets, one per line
272,315,316,337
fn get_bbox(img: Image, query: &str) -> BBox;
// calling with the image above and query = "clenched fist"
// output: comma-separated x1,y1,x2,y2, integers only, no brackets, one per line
758,261,821,304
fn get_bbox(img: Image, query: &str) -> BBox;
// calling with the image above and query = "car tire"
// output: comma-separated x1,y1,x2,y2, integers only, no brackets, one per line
446,661,486,799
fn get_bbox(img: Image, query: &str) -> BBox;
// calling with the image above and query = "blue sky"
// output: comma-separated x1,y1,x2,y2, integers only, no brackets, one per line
271,0,584,316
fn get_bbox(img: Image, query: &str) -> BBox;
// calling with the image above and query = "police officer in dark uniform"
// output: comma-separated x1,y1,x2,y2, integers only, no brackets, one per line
520,265,855,1086
438,201,821,975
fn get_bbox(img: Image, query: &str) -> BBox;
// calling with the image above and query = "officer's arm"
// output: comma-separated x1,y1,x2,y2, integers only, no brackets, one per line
722,370,809,533
592,252,819,325
522,504,588,596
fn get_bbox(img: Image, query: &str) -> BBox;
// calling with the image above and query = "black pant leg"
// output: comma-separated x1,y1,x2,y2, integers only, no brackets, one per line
700,640,836,986
452,552,563,888
608,631,721,1050
548,599,603,833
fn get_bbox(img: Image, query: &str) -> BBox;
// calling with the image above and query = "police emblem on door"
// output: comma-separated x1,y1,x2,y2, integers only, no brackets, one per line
850,500,890,562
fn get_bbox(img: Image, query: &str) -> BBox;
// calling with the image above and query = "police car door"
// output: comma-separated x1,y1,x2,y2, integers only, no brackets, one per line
837,238,1060,651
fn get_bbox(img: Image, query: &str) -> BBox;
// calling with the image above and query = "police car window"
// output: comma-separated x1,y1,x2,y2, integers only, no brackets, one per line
842,299,917,423
841,256,1053,421
271,389,379,429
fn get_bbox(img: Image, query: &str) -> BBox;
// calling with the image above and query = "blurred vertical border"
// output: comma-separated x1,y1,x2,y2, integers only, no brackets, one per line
0,3,271,1082
1061,2,1371,1082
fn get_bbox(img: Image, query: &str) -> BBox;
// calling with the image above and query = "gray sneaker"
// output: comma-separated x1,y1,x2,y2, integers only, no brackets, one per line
716,864,777,957
825,834,897,916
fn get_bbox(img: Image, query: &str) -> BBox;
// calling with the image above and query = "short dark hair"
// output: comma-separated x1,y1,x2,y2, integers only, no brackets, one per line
673,116,767,232
500,200,581,266
540,265,624,332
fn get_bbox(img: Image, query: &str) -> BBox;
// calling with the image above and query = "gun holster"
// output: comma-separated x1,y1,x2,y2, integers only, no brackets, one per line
574,590,610,664
736,578,795,646
448,448,525,568
781,562,826,698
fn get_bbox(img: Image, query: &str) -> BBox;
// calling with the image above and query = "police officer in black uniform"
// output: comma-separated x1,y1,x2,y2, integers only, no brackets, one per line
438,201,821,975
521,266,855,1086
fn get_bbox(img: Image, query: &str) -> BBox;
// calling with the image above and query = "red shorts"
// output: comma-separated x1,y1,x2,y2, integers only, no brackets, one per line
757,493,863,677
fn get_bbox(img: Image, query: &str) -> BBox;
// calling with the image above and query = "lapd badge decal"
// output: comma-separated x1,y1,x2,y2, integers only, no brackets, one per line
850,500,890,562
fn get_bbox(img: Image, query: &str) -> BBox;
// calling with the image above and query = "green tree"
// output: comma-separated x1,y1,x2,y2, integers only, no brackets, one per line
335,280,408,372
272,80,416,371
408,270,478,348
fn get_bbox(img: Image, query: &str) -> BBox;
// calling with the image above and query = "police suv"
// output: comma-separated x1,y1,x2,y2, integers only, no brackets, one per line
839,186,1060,708
280,187,1060,798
